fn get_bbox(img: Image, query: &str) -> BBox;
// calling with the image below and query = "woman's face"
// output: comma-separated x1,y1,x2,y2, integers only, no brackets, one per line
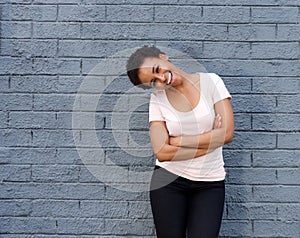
138,54,182,90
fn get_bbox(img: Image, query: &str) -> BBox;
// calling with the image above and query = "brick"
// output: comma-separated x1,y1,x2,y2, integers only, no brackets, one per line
252,7,299,23
9,112,57,129
0,200,31,216
33,23,81,39
254,220,299,237
278,133,300,149
0,217,57,234
105,112,149,130
56,218,104,234
228,24,276,41
253,150,300,167
128,131,151,148
0,0,31,3
1,22,31,39
33,0,80,3
228,132,276,149
79,164,129,183
106,148,154,166
178,0,300,6
33,58,81,75
106,185,150,201
0,57,33,75
277,168,300,184
223,77,252,94
0,112,8,128
0,165,31,182
0,148,57,165
104,75,135,94
155,6,202,23
57,76,85,93
2,5,57,21
98,94,128,112
104,219,153,236
58,5,105,22
82,23,227,41
253,185,300,202
77,130,128,148
1,39,57,58
219,220,252,237
32,130,75,147
234,113,252,130
34,94,76,111
0,129,31,146
10,76,58,93
83,0,177,4
74,148,105,165
75,94,129,112
81,58,127,77
203,42,250,59
204,59,300,77
251,42,299,59
0,77,9,92
223,150,252,167
57,112,105,129
252,77,299,94
128,201,152,219
203,6,250,23
277,95,300,113
0,183,105,200
107,5,153,22
31,200,80,217
80,201,128,218
225,185,253,202
231,95,276,113
227,202,277,220
278,204,300,221
155,41,203,60
127,94,150,112
277,24,300,40
58,40,106,57
32,165,79,182
227,168,277,185
253,114,300,131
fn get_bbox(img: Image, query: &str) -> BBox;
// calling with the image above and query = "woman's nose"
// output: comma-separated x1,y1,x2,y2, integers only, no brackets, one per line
156,73,166,82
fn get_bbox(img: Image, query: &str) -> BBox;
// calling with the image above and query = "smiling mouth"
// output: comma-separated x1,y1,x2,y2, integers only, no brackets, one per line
166,71,172,85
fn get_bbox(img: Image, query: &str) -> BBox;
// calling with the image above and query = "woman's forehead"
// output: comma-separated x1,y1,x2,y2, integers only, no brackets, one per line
140,57,160,68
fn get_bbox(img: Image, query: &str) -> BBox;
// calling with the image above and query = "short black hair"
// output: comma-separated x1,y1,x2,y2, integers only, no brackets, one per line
126,45,164,89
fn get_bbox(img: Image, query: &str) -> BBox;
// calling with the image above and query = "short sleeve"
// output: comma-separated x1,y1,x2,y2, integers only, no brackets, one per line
149,93,165,122
211,73,232,104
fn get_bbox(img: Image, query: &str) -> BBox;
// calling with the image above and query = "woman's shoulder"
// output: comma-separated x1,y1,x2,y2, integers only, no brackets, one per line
201,72,222,84
150,90,165,102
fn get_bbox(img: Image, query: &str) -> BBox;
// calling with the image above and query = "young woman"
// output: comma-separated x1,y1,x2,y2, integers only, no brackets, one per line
126,46,234,238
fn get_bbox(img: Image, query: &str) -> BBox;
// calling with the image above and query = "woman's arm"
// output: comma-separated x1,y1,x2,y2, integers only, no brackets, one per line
150,121,216,162
169,98,234,149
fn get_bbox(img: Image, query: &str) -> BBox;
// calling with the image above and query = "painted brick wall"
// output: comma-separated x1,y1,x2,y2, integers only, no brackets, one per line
0,0,299,237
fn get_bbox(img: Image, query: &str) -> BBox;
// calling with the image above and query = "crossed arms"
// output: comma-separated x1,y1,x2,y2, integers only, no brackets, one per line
150,98,234,162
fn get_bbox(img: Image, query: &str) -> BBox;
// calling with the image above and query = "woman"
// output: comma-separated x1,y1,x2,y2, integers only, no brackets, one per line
126,46,234,238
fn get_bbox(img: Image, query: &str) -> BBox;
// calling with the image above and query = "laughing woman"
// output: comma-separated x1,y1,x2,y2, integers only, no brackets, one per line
126,46,234,238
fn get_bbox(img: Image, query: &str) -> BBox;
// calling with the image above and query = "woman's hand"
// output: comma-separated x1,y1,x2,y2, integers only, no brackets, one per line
169,136,180,147
169,114,223,147
213,114,222,129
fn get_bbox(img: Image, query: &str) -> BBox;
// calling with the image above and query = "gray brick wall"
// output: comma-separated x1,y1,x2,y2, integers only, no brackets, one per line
0,0,299,237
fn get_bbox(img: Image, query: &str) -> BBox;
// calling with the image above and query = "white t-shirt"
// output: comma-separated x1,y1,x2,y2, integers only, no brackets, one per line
149,72,232,181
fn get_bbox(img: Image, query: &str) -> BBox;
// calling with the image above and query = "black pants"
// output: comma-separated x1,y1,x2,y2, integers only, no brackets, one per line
150,166,225,238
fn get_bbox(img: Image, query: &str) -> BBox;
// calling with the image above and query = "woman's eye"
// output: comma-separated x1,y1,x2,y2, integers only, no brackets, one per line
156,66,160,73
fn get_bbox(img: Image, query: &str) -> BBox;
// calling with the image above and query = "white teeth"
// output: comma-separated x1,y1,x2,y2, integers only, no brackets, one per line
167,72,171,84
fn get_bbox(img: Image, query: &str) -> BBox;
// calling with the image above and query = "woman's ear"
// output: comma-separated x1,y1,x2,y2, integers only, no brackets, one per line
159,53,169,61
